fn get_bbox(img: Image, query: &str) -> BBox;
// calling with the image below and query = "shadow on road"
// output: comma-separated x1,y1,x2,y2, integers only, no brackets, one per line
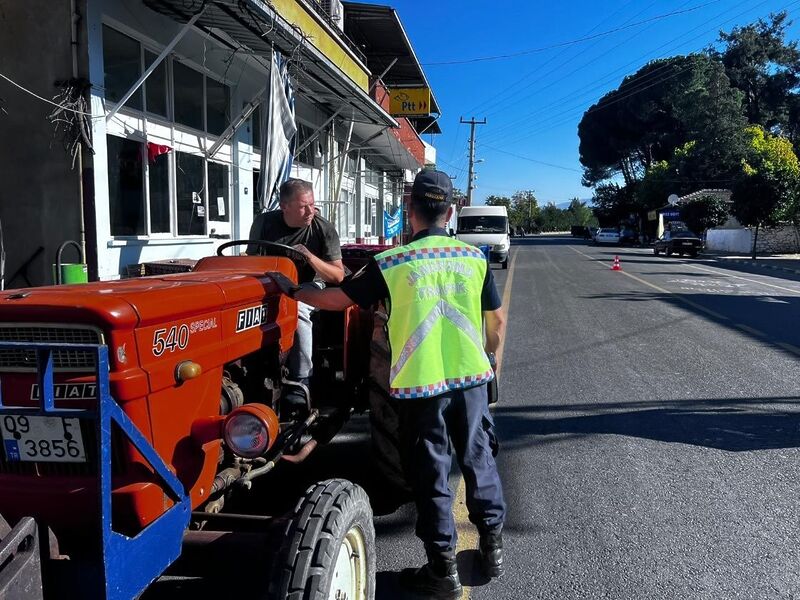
578,289,800,360
491,396,800,452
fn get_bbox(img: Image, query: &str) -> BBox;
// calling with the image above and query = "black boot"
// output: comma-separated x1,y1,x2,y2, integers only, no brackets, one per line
479,530,504,578
399,554,462,599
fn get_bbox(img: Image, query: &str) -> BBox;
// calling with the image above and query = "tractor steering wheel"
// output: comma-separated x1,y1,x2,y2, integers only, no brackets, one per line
216,240,308,262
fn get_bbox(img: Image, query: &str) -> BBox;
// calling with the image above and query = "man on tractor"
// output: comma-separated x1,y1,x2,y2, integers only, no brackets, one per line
270,169,507,600
248,179,344,412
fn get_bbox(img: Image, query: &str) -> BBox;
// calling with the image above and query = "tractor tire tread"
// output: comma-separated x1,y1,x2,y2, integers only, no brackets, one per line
268,479,375,600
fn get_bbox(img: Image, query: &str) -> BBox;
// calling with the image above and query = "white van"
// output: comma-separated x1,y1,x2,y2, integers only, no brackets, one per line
456,205,510,269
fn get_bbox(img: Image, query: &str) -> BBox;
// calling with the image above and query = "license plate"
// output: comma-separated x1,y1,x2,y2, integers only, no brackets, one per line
1,415,87,463
681,242,693,245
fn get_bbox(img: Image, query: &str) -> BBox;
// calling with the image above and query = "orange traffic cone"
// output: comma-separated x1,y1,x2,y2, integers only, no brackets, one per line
611,255,621,271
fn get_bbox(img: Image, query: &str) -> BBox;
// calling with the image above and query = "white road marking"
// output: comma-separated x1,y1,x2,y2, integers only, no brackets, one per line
687,263,800,296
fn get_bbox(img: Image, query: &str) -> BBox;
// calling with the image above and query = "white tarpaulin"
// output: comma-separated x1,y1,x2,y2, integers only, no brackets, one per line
258,51,296,211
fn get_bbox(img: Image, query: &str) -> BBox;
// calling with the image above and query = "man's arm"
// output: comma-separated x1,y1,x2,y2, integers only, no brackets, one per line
294,286,354,311
483,306,506,358
292,244,345,284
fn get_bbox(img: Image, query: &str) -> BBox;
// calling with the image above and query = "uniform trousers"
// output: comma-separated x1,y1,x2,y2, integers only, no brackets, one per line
400,383,506,559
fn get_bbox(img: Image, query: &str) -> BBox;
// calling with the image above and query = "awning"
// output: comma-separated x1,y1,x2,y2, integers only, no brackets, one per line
141,0,397,128
351,122,422,173
342,1,442,135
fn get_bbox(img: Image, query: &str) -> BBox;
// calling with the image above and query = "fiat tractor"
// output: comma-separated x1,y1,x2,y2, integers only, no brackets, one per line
0,241,395,600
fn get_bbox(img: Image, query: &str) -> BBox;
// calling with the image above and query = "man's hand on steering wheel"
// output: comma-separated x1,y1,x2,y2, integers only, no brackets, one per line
291,244,313,261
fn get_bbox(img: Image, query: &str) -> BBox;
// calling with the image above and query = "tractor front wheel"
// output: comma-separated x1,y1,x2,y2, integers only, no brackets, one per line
269,479,375,600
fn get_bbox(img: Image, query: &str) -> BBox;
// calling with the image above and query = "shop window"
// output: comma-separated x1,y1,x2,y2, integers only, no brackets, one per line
207,78,230,136
296,123,319,166
176,152,206,236
367,197,378,236
107,136,145,236
208,162,230,223
365,165,381,186
173,61,204,131
103,26,143,111
144,50,168,118
148,144,171,233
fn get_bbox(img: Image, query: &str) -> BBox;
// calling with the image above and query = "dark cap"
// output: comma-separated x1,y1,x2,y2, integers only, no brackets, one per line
411,169,452,203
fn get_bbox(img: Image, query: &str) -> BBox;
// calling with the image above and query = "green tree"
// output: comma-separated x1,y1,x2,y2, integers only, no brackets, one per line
511,190,539,231
731,126,800,258
591,183,637,226
485,195,511,209
680,195,731,234
567,198,596,226
715,11,800,134
578,54,746,188
636,160,677,211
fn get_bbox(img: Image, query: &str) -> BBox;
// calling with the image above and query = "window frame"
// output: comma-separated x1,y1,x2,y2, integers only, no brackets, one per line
102,20,234,241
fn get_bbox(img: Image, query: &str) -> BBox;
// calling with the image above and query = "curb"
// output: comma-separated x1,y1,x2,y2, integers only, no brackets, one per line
709,256,800,276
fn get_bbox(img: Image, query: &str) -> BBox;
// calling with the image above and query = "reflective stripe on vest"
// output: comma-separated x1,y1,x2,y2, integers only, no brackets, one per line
376,236,493,399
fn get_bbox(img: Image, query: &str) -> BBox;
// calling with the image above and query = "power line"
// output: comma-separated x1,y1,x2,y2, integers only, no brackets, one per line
480,0,782,146
478,0,695,136
422,1,722,66
481,145,584,172
467,0,667,122
0,72,103,119
460,0,648,117
478,0,762,144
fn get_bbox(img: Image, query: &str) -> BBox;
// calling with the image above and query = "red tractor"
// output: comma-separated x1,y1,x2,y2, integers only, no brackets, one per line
0,242,395,600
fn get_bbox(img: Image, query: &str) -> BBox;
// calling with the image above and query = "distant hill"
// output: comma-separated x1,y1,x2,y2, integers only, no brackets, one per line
553,199,593,209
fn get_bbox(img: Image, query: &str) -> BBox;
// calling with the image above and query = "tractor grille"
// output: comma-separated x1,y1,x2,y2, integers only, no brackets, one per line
0,325,104,372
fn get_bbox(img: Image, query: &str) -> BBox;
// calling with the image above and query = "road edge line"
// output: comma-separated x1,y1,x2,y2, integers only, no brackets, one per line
455,246,518,599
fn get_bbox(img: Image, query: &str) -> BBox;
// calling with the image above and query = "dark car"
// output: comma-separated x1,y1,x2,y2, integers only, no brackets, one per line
619,228,638,246
653,231,703,258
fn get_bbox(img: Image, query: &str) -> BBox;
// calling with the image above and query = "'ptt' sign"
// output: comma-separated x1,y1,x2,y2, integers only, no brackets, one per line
389,88,432,116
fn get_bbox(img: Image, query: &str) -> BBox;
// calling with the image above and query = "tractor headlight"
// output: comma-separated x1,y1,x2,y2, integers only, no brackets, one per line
223,404,279,459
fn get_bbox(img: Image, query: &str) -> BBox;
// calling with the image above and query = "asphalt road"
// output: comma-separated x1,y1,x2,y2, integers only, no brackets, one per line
372,235,800,600
148,235,800,599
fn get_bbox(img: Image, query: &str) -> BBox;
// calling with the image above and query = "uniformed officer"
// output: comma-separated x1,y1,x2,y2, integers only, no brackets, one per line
271,169,507,599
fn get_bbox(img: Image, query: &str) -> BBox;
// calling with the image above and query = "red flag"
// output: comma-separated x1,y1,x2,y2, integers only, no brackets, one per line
147,142,172,164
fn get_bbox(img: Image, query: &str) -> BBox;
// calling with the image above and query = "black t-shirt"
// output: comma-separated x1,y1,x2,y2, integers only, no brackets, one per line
248,210,342,283
340,229,502,311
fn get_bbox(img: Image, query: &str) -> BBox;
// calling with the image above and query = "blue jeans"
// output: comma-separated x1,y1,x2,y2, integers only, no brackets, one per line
287,299,314,381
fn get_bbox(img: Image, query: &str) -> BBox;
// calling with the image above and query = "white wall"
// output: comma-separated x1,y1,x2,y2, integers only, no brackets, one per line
706,228,752,253
706,225,800,254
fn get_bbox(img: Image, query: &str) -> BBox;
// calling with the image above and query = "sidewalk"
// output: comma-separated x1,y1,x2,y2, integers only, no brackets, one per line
704,251,800,276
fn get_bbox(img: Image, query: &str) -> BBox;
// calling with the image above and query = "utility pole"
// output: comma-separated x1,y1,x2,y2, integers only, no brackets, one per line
460,117,486,206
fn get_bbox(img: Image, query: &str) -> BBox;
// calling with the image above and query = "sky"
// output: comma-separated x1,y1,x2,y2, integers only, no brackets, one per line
386,0,800,207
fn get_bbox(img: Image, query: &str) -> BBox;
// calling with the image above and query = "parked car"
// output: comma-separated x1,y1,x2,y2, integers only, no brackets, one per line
619,228,638,246
589,227,601,242
654,230,703,257
594,228,621,245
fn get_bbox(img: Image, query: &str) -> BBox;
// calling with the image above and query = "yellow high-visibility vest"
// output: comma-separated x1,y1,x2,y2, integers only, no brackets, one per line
375,236,493,399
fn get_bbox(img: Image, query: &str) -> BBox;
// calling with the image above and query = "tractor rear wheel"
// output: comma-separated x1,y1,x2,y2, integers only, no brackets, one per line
268,479,375,600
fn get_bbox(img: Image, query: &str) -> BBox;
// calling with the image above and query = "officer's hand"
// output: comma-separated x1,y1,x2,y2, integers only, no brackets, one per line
268,272,300,298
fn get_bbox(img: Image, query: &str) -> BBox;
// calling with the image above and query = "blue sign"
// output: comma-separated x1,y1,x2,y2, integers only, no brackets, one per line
661,209,680,220
384,206,403,237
